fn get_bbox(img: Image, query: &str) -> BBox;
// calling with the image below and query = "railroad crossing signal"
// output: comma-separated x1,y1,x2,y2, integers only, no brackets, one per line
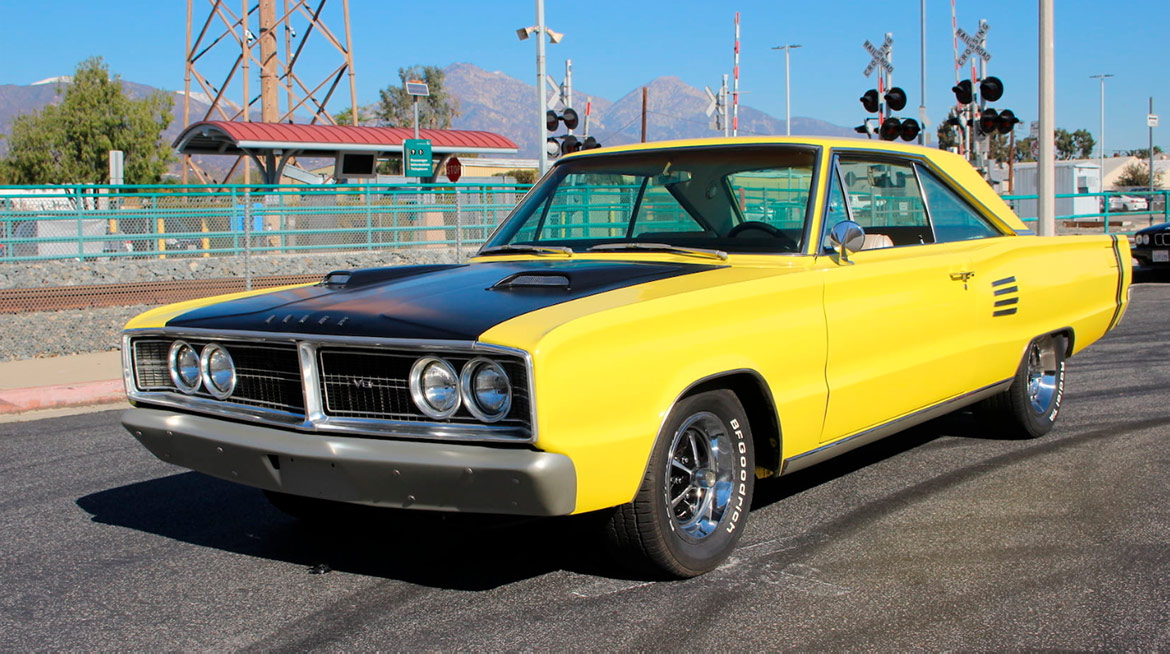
862,34,894,77
955,22,991,68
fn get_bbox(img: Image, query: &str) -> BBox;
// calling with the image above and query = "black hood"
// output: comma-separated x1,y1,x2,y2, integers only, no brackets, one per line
165,260,723,340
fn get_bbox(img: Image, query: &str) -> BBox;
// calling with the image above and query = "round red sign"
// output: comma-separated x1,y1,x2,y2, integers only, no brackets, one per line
446,157,462,183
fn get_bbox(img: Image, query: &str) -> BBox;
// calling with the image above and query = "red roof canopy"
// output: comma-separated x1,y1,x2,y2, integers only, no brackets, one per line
174,121,518,156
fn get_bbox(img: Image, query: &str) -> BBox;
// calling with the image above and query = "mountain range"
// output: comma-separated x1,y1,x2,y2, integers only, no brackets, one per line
0,63,859,171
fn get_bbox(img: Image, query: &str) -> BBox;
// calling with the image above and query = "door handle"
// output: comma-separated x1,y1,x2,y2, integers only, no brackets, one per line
950,271,975,282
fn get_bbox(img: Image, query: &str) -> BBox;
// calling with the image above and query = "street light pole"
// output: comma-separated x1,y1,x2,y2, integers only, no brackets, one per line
772,44,801,136
1090,73,1113,194
535,0,548,175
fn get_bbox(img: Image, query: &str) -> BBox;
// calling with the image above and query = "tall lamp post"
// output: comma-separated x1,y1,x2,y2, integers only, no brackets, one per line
771,44,801,136
1090,73,1114,195
517,0,563,176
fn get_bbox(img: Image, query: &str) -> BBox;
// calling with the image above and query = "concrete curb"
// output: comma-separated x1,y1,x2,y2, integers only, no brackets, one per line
0,380,125,415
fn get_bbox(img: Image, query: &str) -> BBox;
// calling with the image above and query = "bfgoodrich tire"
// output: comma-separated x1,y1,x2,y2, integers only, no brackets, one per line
604,389,755,578
979,334,1066,439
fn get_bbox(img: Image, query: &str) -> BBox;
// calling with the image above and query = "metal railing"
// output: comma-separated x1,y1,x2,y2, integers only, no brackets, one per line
2,183,1167,266
0,182,532,263
1001,190,1170,234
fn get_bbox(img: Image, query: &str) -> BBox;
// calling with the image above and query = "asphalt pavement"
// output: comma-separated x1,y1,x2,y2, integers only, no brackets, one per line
0,285,1168,650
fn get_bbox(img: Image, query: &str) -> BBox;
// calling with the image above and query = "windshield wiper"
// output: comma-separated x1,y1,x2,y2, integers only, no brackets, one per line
587,242,728,261
477,244,574,257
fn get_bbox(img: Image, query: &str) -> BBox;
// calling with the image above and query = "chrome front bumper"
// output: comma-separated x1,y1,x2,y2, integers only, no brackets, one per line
122,408,576,516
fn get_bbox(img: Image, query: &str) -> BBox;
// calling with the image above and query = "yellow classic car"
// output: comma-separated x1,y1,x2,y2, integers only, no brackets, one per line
120,137,1131,578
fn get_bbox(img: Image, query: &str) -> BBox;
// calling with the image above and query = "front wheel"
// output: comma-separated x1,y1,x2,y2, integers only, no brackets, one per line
979,334,1066,438
604,390,755,578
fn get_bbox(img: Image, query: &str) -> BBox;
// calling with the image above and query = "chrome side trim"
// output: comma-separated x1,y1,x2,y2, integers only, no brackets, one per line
123,328,537,444
781,379,1012,475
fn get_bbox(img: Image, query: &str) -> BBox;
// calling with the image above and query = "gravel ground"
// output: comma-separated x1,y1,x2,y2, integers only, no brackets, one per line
0,249,460,289
0,249,463,361
2,305,150,361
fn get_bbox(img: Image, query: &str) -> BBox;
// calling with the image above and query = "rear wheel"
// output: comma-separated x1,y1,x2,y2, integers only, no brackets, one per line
604,390,755,578
979,334,1066,438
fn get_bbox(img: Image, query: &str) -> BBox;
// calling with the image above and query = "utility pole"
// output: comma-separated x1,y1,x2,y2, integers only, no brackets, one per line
641,87,648,142
1038,0,1056,236
919,0,927,145
732,12,740,137
1150,97,1157,194
535,0,549,174
1090,74,1113,193
563,60,574,135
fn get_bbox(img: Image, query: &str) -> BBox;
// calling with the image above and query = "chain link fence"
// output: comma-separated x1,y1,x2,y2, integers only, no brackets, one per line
0,182,528,264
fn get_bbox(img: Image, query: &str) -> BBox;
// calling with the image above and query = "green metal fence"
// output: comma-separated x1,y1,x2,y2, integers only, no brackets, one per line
2,184,1168,263
1001,190,1170,234
0,182,531,262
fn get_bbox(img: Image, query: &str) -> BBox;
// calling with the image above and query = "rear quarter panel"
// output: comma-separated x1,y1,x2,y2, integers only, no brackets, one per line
969,234,1128,390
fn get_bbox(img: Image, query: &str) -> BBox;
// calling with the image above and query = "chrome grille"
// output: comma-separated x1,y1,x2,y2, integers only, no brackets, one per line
133,340,172,390
319,348,531,428
130,338,304,415
125,331,535,442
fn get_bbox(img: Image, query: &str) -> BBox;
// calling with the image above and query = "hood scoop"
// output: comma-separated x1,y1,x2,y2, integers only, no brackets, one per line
490,273,572,291
320,264,462,289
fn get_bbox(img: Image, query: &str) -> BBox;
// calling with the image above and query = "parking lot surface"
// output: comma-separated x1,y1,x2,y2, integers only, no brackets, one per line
2,285,1168,650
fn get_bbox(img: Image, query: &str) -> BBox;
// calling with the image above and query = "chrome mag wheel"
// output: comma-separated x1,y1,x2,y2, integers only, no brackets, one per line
665,411,734,539
1026,335,1059,415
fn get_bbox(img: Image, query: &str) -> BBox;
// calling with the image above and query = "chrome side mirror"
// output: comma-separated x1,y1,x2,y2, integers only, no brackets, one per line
829,220,866,263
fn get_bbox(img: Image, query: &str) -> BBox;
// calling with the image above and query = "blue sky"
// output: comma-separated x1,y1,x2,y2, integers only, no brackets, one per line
0,0,1165,153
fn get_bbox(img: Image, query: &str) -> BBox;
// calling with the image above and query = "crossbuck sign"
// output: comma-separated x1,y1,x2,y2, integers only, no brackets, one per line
863,34,894,77
955,22,991,68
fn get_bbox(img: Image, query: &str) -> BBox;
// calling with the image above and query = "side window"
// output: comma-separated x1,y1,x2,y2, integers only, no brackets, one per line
838,158,933,245
917,167,1002,242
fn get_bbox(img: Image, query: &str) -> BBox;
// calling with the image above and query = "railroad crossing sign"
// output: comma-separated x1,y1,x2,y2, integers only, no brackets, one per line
704,86,718,117
863,34,894,77
956,22,992,68
545,75,561,109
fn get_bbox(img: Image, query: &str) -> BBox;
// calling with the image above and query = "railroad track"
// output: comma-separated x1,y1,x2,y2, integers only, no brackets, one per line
0,274,322,314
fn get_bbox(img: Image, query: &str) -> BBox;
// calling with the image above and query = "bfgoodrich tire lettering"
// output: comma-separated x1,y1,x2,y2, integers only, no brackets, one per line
979,333,1066,439
604,389,755,578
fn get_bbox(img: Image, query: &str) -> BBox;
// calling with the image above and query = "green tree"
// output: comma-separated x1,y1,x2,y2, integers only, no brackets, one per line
936,122,960,151
333,104,377,126
376,66,460,130
0,57,173,185
1071,129,1095,159
1124,146,1164,158
1017,136,1037,162
1113,161,1164,188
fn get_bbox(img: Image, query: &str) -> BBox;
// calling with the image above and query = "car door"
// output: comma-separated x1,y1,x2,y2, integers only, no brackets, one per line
817,154,993,443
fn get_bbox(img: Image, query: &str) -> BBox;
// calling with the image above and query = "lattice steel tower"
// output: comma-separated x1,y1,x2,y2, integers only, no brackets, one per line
183,0,358,182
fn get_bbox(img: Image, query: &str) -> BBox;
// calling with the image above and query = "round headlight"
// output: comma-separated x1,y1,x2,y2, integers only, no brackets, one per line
1142,234,1150,245
461,358,512,423
168,340,201,394
409,357,461,418
200,343,236,399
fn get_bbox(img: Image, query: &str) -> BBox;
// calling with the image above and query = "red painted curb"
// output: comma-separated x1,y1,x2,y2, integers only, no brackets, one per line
0,379,125,415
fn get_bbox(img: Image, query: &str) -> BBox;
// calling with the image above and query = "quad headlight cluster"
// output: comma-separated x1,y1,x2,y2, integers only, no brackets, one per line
168,340,237,399
1135,234,1150,246
408,356,513,423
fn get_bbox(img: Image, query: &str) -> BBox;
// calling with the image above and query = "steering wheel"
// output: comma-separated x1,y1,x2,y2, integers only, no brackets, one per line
727,221,798,250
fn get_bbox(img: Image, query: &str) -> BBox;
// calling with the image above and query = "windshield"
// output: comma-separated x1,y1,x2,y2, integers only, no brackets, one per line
484,146,817,255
